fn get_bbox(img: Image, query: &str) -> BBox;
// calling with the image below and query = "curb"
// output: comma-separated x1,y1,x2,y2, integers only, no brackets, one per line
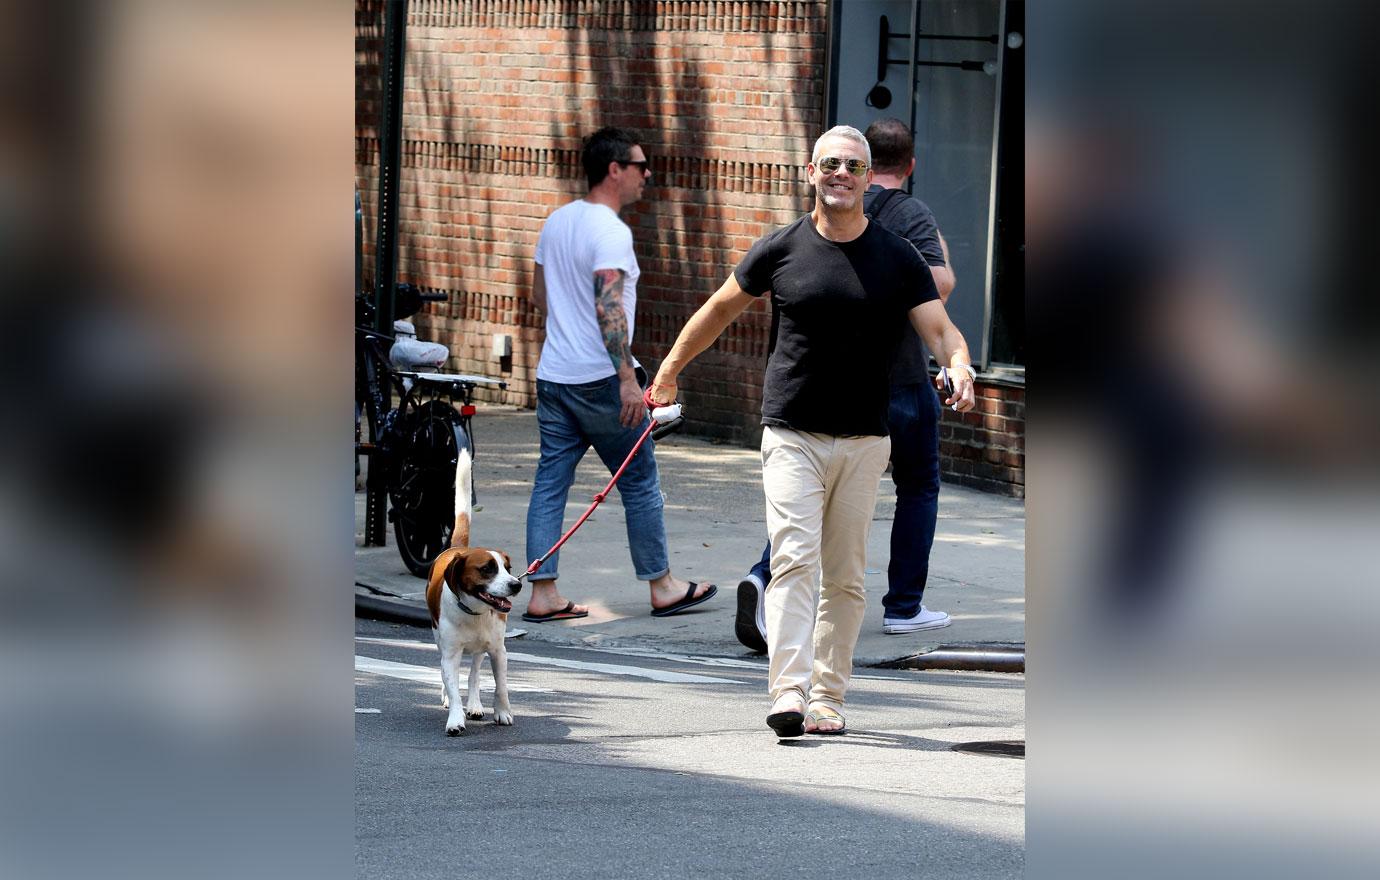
869,645,1025,673
356,592,1024,673
356,592,430,628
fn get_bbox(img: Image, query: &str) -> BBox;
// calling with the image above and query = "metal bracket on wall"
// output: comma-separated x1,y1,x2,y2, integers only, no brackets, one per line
866,14,909,108
867,14,999,109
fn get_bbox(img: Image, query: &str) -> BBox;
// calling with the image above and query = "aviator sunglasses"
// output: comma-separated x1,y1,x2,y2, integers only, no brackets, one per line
815,156,870,176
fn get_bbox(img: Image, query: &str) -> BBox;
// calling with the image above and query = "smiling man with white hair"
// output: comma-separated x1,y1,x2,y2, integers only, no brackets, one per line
649,125,976,737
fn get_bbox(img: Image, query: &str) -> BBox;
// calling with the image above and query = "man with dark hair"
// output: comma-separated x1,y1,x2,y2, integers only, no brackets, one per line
650,125,975,736
734,117,961,653
580,126,639,187
522,127,717,622
859,117,961,635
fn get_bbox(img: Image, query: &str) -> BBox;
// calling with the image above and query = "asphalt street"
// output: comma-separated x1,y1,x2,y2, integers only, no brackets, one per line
355,618,1024,879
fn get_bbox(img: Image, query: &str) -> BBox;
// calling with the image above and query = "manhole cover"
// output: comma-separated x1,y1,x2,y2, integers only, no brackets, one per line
952,740,1024,758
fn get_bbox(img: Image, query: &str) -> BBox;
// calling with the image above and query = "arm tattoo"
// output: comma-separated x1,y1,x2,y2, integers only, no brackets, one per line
592,268,633,371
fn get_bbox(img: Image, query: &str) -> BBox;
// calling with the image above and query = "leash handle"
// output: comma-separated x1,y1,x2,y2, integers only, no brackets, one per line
644,387,684,439
643,386,678,412
651,415,684,440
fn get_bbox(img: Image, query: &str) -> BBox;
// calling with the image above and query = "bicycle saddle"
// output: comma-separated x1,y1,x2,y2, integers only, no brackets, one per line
389,337,448,372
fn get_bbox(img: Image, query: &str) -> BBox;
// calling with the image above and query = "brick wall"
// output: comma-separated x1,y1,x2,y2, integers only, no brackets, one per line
356,0,829,442
355,0,1026,494
939,379,1024,498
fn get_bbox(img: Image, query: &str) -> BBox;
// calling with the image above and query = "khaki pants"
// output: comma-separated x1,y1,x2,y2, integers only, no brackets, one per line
761,427,891,711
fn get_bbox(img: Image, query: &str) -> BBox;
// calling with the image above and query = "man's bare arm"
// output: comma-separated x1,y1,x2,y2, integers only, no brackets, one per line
931,232,956,303
909,299,976,412
593,268,634,374
649,273,756,404
593,268,643,427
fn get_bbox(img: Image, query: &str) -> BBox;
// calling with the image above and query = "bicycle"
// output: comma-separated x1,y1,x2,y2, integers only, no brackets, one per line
355,282,507,577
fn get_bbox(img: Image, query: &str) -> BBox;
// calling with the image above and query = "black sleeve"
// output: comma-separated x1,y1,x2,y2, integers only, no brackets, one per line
899,199,946,268
732,228,780,297
900,241,940,310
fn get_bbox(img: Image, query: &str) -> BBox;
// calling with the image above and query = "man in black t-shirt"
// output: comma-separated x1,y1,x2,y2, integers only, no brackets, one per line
648,125,976,737
737,118,964,648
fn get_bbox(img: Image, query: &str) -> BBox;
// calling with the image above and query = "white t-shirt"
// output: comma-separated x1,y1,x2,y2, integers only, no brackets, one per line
534,199,641,384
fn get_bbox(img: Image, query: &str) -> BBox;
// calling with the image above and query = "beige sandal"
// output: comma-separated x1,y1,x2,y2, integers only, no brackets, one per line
804,704,847,735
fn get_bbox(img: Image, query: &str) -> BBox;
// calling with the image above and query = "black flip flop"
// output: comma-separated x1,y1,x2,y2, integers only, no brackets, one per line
766,708,805,739
521,601,589,623
649,582,718,618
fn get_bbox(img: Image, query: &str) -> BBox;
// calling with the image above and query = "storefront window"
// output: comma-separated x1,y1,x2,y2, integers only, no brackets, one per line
828,0,1024,369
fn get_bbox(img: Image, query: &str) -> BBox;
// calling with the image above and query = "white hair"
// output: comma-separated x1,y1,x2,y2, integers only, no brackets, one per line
810,125,871,166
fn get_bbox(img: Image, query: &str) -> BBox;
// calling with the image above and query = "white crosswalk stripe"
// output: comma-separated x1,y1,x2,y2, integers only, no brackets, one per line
502,652,739,684
354,655,552,693
355,634,765,670
354,644,741,686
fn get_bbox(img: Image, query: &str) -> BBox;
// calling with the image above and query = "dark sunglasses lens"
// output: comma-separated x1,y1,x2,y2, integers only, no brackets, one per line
846,160,868,175
819,157,842,172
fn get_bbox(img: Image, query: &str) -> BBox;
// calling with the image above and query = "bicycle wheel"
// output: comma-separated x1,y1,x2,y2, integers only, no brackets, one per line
390,399,470,578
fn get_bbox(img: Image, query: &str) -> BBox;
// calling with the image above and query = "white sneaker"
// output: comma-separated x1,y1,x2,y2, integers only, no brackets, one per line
882,606,952,634
734,574,768,653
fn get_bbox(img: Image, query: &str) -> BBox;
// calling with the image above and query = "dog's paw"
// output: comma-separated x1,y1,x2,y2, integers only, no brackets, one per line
465,708,485,720
493,709,513,726
445,724,465,737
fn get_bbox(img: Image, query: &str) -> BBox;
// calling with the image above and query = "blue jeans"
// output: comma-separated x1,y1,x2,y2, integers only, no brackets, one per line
882,382,942,619
748,382,941,619
525,376,670,583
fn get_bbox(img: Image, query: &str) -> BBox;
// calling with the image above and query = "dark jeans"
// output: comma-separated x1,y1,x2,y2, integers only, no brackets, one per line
748,382,941,619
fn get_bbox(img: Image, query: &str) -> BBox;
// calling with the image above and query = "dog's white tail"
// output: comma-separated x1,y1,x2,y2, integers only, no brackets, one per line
450,446,472,549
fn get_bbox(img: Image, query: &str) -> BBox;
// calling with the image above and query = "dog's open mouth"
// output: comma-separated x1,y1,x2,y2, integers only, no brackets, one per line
476,593,513,613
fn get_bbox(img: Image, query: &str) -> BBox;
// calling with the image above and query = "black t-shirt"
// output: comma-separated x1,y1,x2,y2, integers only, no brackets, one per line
735,215,938,436
863,184,945,386
864,184,946,268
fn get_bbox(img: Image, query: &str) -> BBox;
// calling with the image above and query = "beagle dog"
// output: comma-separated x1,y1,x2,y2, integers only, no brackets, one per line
424,447,522,735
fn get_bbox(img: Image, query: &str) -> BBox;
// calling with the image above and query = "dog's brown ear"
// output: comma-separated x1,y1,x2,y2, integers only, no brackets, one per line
443,552,467,589
501,552,513,573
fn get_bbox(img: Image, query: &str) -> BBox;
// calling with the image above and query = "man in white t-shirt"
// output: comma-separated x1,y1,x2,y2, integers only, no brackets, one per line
522,127,718,623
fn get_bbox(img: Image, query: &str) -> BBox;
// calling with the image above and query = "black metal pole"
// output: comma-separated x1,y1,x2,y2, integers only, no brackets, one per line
907,0,920,196
373,0,407,337
365,0,407,548
355,190,363,299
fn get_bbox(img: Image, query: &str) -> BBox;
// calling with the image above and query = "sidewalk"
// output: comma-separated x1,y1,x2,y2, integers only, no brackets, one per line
356,405,1024,667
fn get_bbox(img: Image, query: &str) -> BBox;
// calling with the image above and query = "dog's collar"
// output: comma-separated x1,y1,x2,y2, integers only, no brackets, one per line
453,593,482,616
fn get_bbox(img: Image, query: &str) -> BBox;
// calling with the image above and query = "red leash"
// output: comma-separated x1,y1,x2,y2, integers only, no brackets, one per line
520,391,682,580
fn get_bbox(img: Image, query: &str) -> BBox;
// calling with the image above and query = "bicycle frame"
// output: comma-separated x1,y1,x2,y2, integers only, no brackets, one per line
355,292,506,573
